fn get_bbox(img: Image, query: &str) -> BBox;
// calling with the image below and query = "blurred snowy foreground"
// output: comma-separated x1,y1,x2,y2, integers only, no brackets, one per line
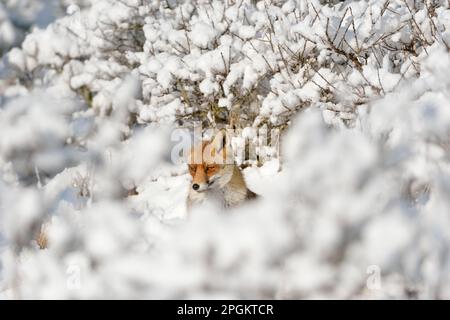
1,0,450,299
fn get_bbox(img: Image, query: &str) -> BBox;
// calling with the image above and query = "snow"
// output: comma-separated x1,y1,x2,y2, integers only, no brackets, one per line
190,22,217,48
1,0,450,300
199,78,219,96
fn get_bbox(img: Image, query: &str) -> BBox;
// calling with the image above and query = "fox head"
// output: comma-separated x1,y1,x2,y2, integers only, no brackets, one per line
187,131,234,193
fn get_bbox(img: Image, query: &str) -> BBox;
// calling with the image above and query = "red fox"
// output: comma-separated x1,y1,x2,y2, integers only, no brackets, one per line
186,131,257,209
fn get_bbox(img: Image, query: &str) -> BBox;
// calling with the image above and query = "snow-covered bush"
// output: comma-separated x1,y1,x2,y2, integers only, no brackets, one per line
1,0,450,299
0,0,91,57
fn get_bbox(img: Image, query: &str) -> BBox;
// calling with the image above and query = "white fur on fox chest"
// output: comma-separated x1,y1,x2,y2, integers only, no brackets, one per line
188,184,248,208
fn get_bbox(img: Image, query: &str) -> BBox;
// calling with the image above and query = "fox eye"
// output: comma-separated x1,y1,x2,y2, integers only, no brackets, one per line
206,165,215,171
188,165,196,172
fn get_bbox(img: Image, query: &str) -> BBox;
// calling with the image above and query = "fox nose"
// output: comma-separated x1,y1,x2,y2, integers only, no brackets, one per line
192,183,200,191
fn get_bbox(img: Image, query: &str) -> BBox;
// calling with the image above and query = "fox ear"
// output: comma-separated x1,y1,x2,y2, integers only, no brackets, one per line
213,129,233,164
215,129,229,153
188,141,204,164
